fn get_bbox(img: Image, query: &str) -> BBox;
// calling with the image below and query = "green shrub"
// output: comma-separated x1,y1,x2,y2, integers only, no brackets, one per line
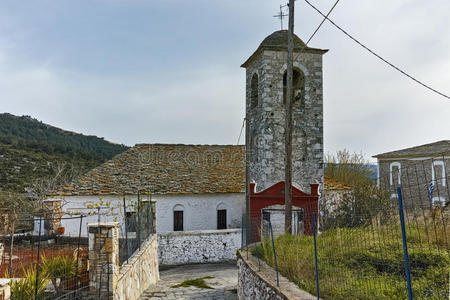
8,266,49,300
40,255,76,295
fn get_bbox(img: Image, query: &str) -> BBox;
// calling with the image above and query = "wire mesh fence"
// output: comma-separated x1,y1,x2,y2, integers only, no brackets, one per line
0,191,156,299
0,215,89,299
119,191,156,264
243,158,449,299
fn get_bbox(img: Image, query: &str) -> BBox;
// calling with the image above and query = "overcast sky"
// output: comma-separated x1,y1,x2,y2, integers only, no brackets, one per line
0,0,449,161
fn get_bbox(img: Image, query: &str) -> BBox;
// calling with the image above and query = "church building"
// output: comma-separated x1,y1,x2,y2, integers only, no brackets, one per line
43,30,328,237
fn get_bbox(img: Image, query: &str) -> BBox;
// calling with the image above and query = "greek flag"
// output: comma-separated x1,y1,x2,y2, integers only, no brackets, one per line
428,181,434,200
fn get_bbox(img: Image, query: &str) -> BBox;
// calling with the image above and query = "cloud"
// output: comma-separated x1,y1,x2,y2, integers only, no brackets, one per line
0,0,449,160
0,42,245,146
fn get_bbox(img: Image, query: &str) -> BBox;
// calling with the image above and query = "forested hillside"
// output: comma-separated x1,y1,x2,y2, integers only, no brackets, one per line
0,113,129,193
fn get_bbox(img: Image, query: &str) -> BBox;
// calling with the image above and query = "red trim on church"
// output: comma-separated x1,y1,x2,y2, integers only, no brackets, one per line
249,181,319,236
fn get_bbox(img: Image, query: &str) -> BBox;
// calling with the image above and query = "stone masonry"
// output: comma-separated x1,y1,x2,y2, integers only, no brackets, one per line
237,249,317,300
157,229,241,266
0,243,3,272
115,235,159,300
42,199,62,234
374,141,450,207
242,30,327,196
378,157,450,207
0,210,10,235
0,279,11,300
88,222,119,300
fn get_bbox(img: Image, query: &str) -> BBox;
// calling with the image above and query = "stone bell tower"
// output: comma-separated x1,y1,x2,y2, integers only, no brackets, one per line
242,30,328,194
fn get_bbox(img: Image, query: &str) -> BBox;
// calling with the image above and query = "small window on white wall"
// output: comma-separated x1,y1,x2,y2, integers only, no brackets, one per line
432,161,446,187
216,203,227,230
390,162,401,186
173,204,184,232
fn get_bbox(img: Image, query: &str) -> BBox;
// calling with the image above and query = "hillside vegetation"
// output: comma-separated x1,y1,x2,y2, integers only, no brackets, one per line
0,113,129,193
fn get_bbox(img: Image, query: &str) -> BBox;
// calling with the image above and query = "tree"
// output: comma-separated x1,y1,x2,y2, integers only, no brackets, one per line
27,161,82,203
1,161,82,276
321,150,394,230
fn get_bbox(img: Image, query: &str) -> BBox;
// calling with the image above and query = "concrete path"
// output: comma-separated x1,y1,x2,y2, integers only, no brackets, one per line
139,263,238,300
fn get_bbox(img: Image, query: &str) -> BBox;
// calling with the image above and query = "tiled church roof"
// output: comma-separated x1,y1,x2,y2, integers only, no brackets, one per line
57,143,346,196
58,144,245,196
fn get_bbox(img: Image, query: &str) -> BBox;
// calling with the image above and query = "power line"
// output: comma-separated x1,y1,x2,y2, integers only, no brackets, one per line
303,0,450,100
306,0,340,45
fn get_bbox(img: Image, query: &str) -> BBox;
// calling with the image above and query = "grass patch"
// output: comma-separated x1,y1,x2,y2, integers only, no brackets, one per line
171,276,214,289
256,223,449,299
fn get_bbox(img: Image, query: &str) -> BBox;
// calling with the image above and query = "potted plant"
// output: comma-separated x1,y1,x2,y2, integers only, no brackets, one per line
56,227,65,235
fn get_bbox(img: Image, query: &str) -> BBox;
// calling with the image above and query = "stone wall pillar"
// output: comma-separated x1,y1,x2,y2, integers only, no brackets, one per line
0,279,11,300
42,199,63,235
88,222,119,300
0,209,11,235
0,243,3,271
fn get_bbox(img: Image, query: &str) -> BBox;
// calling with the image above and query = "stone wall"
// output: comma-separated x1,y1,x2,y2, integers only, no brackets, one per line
0,279,11,300
87,222,159,300
114,235,159,300
42,199,63,234
88,222,120,300
237,249,317,300
0,243,3,272
378,157,450,206
0,210,10,235
158,229,241,266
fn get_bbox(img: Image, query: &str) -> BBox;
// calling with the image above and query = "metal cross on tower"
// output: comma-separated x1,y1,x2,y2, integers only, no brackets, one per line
273,4,288,29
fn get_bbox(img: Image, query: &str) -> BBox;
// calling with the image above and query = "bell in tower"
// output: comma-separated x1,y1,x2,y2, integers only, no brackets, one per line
241,30,328,195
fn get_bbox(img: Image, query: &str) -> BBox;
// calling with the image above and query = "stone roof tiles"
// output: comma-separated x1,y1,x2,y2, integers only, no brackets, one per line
373,140,450,159
58,144,245,196
57,143,346,196
241,30,328,68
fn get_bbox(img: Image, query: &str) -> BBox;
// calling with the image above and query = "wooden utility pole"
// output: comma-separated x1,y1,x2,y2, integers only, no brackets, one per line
245,114,250,242
284,0,295,234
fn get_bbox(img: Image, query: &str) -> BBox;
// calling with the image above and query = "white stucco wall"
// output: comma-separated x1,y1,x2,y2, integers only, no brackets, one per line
154,193,245,233
46,193,245,236
52,195,131,236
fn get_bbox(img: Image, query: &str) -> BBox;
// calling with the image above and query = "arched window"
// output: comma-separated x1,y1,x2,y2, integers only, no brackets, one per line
390,162,401,186
250,73,259,108
283,68,305,105
432,160,446,187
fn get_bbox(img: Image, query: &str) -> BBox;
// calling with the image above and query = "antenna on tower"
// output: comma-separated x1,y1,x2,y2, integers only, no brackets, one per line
273,4,288,30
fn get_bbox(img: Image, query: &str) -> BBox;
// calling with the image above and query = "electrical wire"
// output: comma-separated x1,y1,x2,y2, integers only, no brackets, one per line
303,0,450,100
306,0,340,45
237,117,245,145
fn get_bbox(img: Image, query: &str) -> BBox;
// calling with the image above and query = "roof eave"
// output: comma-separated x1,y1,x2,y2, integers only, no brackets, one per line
373,153,450,159
241,46,328,68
